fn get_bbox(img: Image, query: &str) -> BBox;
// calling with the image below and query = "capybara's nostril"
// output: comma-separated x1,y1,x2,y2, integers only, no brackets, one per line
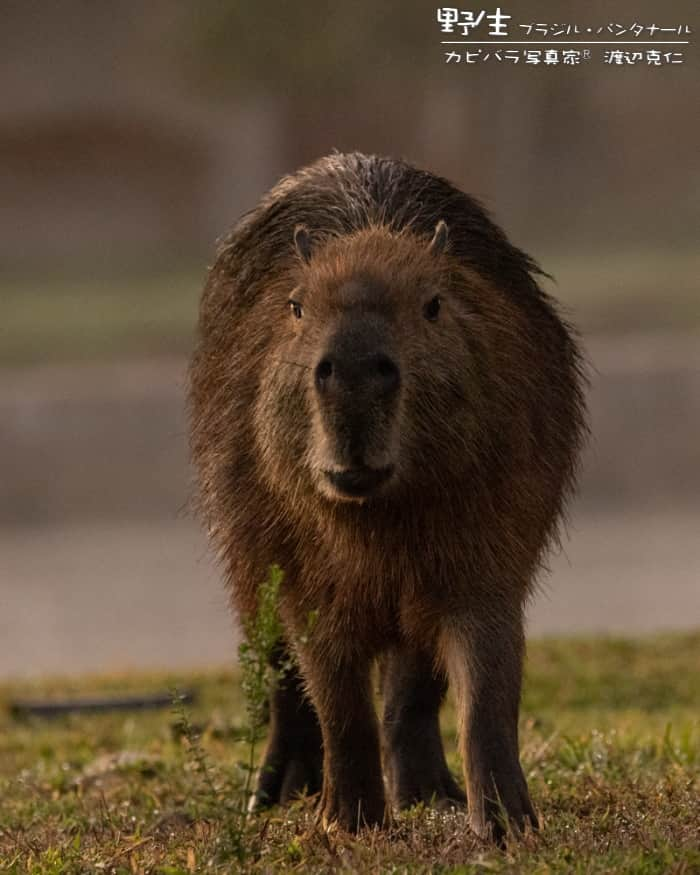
373,354,400,396
315,358,334,391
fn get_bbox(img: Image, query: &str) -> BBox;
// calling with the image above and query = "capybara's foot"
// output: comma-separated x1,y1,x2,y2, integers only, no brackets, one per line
386,752,466,811
469,775,538,845
252,747,322,810
318,781,388,832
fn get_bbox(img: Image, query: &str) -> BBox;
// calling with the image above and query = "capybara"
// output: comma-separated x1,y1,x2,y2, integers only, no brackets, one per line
188,151,587,841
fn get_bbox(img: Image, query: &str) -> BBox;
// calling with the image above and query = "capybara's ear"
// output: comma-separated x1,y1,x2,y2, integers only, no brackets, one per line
294,224,313,263
429,220,449,256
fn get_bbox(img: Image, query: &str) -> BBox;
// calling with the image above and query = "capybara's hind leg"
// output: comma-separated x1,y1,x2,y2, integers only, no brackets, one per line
442,612,538,844
381,645,466,810
253,644,323,809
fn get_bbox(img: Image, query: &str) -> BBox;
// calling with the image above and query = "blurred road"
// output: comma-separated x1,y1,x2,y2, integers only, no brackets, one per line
0,508,700,677
1,507,699,679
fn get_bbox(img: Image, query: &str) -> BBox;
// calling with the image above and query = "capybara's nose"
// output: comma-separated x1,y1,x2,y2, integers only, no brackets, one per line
315,352,400,400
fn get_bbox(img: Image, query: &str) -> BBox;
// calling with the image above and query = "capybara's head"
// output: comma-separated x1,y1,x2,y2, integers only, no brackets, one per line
254,221,496,505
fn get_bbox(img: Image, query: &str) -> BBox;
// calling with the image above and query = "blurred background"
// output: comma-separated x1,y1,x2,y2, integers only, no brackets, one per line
1,1,698,678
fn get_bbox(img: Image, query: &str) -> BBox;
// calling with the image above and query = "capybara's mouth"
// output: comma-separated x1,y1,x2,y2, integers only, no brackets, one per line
323,465,394,498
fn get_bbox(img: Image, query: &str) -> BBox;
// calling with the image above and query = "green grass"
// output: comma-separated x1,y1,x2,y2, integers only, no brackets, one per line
0,268,203,365
1,248,698,366
1,633,699,873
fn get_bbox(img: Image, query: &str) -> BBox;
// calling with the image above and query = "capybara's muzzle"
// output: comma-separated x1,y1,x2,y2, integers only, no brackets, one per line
313,317,400,493
313,316,401,498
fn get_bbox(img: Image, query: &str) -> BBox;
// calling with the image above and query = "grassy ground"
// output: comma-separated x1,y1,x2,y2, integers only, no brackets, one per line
1,634,698,874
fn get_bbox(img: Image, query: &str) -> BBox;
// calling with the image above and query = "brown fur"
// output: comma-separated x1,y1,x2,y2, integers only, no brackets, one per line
188,152,588,841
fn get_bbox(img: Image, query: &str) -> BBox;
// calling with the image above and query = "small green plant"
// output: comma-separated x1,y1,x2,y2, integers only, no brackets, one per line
238,563,286,804
172,563,287,865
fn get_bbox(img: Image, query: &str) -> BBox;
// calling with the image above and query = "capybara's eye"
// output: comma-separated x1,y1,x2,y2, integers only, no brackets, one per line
423,295,441,321
288,299,303,319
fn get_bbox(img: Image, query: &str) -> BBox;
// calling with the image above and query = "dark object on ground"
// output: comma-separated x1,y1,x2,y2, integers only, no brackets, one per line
10,690,195,719
188,152,588,842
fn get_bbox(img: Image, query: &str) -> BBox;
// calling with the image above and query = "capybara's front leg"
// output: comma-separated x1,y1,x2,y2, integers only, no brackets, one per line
301,651,387,831
442,611,538,843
